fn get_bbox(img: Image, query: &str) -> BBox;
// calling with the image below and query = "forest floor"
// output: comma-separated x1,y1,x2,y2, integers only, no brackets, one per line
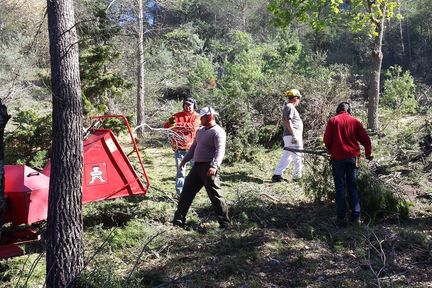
1,133,432,288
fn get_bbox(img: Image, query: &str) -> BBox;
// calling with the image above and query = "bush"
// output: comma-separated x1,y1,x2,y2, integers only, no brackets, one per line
5,109,51,168
357,170,411,222
381,65,417,113
303,155,334,202
303,156,411,222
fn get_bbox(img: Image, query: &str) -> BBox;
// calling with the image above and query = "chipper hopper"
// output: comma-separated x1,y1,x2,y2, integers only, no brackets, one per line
0,115,149,258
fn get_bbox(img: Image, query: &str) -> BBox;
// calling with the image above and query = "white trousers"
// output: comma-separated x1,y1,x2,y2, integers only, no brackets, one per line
274,134,303,179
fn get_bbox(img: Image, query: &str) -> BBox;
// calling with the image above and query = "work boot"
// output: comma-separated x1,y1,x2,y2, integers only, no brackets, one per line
172,218,185,228
271,175,284,182
350,217,362,226
336,218,347,228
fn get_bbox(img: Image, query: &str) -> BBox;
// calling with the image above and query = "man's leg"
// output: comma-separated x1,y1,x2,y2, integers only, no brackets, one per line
202,166,230,228
174,150,187,196
273,136,293,180
332,159,347,224
291,135,303,180
346,158,361,221
173,165,203,226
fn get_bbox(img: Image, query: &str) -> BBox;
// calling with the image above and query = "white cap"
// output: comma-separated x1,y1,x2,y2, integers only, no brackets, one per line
199,106,218,117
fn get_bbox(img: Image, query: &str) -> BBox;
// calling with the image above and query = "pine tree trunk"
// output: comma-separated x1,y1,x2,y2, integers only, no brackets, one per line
136,0,145,139
367,6,386,132
0,101,10,239
398,2,404,54
46,0,84,287
406,17,412,69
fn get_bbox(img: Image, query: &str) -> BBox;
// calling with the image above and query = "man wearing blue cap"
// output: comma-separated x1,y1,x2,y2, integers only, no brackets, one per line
173,106,231,230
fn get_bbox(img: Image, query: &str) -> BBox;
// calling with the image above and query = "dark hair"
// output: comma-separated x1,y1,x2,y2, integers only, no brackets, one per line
183,97,198,111
336,102,351,114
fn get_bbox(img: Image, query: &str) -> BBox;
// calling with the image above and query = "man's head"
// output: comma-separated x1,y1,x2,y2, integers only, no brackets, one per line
285,89,302,105
183,97,197,113
336,102,351,114
199,106,218,127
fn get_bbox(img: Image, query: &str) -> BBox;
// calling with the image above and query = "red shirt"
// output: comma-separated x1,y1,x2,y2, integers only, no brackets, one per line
323,112,372,160
163,111,200,150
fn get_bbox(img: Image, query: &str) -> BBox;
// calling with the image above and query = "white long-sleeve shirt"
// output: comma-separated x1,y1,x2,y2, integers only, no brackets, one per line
183,125,226,168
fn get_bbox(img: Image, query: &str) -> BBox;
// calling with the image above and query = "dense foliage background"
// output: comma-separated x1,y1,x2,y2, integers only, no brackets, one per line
1,0,431,164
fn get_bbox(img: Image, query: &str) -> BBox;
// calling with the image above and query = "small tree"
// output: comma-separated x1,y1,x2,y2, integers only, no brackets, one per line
136,0,146,139
268,0,401,132
382,65,416,113
78,1,132,115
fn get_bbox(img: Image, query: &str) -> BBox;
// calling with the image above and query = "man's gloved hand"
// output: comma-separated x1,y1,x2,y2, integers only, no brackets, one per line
366,155,374,161
168,116,175,127
291,136,298,144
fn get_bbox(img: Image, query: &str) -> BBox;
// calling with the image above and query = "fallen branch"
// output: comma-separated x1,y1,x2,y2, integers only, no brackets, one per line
260,193,280,202
283,147,329,157
124,230,167,286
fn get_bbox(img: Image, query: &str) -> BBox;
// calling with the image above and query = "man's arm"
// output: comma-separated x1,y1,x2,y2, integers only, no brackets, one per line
283,105,298,143
179,140,197,169
208,129,226,176
356,121,373,159
211,129,226,169
323,120,333,152
283,118,296,136
163,115,176,128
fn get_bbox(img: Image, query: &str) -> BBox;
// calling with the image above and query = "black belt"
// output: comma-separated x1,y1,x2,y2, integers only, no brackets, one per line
194,162,211,165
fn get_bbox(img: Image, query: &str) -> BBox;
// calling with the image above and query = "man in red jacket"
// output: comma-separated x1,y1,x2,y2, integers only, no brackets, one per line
164,97,200,197
323,102,373,227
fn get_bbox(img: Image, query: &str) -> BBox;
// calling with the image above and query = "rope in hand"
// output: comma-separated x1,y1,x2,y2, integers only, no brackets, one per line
132,123,188,145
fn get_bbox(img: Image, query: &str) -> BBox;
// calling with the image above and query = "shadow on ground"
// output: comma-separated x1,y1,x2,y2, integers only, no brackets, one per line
129,195,432,287
221,171,265,184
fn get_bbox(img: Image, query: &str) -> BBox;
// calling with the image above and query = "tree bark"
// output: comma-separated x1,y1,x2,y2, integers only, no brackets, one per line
0,101,10,239
406,17,412,69
46,0,84,287
397,2,404,54
367,5,386,132
136,0,145,139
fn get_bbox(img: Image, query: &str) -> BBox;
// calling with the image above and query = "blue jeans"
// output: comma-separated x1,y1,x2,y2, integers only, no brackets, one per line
332,158,360,221
175,150,188,196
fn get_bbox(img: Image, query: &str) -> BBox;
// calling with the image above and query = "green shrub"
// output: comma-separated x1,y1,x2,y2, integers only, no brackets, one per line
95,116,133,135
75,258,123,288
381,65,417,113
257,124,282,148
357,170,411,221
5,109,51,168
225,133,260,164
303,155,334,202
303,156,411,222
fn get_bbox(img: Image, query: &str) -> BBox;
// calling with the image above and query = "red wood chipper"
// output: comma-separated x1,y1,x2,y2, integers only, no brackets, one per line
0,115,150,258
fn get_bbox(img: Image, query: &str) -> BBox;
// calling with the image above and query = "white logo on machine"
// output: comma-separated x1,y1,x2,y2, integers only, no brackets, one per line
105,138,118,153
88,165,106,184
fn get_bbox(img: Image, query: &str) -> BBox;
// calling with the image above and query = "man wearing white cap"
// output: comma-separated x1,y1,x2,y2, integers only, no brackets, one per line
173,106,231,230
